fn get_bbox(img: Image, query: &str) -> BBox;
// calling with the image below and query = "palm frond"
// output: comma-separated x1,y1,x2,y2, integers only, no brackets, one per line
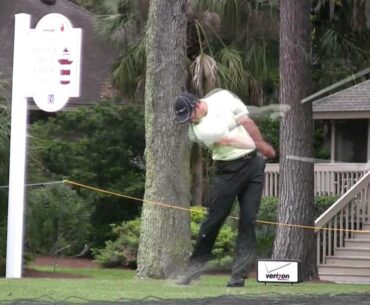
100,0,123,13
223,0,241,35
215,47,263,105
94,0,145,47
190,53,218,95
319,28,367,59
245,72,264,106
190,0,226,13
215,47,245,90
244,40,269,78
111,37,146,97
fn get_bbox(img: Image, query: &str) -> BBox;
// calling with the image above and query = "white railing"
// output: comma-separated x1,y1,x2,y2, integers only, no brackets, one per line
315,171,370,264
264,163,370,197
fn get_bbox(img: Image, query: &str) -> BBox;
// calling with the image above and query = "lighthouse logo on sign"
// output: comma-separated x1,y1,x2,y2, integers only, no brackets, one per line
59,48,72,85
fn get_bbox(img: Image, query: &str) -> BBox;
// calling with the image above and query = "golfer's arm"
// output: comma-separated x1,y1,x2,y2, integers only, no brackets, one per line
237,116,269,150
214,135,255,149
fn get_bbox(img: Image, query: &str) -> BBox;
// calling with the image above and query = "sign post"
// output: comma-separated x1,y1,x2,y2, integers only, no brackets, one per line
6,13,31,279
6,13,81,278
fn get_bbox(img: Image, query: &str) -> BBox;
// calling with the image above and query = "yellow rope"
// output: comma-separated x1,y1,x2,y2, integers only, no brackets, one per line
63,179,370,234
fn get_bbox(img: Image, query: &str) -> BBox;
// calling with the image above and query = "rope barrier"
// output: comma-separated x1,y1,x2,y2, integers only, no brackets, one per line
0,181,64,189
1,178,367,234
63,179,370,234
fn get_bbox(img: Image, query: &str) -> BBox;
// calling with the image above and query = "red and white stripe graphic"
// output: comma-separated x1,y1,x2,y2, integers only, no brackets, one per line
58,48,73,85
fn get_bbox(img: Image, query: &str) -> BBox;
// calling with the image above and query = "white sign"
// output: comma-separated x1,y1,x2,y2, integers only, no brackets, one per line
27,13,82,112
6,13,82,279
257,259,301,283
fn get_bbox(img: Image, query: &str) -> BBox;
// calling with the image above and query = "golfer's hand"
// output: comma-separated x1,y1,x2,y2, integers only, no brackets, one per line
260,143,276,158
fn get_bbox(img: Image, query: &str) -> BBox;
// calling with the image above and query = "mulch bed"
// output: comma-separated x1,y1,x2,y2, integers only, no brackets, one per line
30,256,99,269
24,256,99,278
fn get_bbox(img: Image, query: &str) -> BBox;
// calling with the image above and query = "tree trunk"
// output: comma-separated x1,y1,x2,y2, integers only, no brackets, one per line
137,0,192,279
272,0,317,280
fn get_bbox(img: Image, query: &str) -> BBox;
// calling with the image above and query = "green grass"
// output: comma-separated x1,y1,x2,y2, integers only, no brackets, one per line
1,266,370,302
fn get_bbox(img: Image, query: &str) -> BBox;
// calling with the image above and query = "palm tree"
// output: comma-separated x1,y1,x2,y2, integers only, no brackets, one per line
94,0,280,105
94,0,280,206
94,0,148,100
311,0,370,88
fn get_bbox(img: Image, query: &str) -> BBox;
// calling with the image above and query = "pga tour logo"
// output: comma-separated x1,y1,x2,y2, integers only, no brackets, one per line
257,260,299,283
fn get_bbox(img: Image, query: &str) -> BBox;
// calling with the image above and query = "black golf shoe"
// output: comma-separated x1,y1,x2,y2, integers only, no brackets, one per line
226,275,245,287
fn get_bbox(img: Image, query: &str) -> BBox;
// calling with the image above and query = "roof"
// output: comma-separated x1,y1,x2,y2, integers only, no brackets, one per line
0,0,117,109
313,79,370,119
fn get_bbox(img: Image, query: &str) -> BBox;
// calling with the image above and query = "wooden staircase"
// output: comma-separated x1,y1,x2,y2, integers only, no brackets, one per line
315,169,370,284
318,222,370,283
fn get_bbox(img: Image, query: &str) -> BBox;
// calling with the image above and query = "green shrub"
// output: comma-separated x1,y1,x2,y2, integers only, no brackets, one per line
93,219,140,268
29,103,145,248
208,224,236,270
26,184,93,256
257,195,337,224
258,197,278,223
314,195,338,218
256,225,275,258
93,208,237,270
93,196,338,270
189,206,236,270
255,195,338,258
256,197,278,258
0,221,6,276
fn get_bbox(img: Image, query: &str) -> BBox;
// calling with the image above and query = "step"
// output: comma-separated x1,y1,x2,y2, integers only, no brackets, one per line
318,264,370,276
335,247,370,257
360,222,370,231
318,273,370,284
353,232,370,239
344,239,370,248
326,256,370,267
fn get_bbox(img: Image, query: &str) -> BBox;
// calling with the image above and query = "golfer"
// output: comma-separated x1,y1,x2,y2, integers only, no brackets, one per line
174,89,275,287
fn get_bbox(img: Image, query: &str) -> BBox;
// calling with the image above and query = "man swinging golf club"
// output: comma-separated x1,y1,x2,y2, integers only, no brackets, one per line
174,89,275,287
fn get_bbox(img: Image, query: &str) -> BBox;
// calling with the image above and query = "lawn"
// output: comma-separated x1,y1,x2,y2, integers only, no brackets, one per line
1,266,370,302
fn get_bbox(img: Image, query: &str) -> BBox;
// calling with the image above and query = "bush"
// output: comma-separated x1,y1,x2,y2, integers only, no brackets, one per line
0,221,6,276
257,195,337,224
256,225,276,258
93,219,141,268
255,195,338,258
190,207,236,271
93,196,338,270
314,195,338,217
258,197,278,223
93,207,237,270
256,197,278,258
26,184,93,256
29,103,145,247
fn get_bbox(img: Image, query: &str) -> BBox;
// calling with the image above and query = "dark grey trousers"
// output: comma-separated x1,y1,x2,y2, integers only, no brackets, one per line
189,153,266,278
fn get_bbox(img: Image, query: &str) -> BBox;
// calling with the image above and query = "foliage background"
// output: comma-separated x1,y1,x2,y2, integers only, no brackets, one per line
92,196,336,270
2,0,370,275
28,102,146,248
26,184,94,256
